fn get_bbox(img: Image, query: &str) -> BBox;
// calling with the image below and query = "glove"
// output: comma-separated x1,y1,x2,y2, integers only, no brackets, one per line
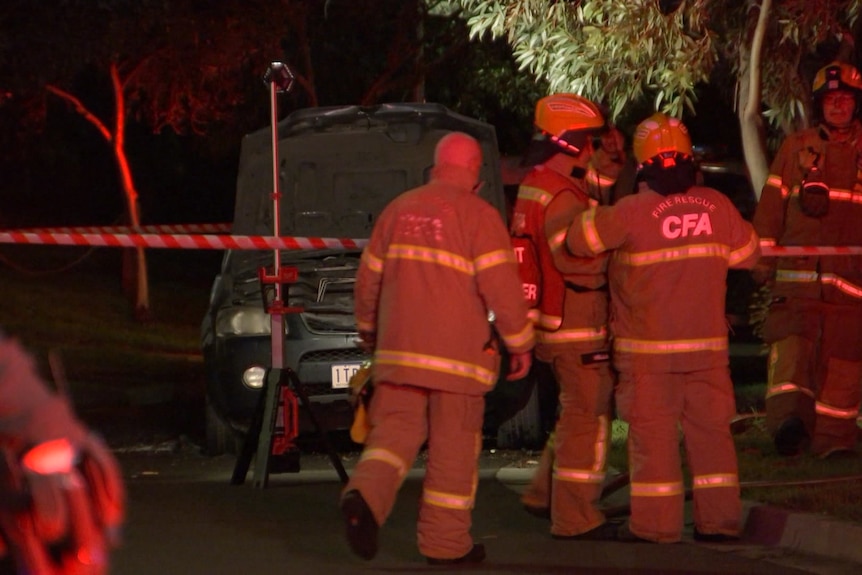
750,260,775,287
2,434,125,575
348,362,373,444
506,351,532,381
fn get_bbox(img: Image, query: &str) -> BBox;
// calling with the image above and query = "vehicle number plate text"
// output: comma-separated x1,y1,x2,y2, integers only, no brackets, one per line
331,363,362,389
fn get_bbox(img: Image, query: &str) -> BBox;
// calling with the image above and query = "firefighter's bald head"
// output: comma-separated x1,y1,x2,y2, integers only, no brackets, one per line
435,132,482,176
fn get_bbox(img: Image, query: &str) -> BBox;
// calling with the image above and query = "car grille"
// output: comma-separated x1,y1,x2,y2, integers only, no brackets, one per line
297,347,369,397
302,348,368,363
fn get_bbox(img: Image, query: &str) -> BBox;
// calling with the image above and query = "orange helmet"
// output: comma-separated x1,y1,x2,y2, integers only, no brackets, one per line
812,61,862,96
534,94,605,154
633,112,692,165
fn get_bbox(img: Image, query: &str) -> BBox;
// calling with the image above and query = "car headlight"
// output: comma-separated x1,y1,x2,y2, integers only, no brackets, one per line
215,306,273,336
243,366,267,389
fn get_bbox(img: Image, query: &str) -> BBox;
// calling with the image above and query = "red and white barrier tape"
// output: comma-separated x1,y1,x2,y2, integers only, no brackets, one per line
0,226,859,255
16,223,232,235
760,245,862,256
0,230,366,251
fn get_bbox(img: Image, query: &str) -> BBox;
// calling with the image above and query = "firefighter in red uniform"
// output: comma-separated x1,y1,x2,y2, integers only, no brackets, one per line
587,125,629,205
567,113,761,543
0,332,125,574
512,94,619,540
339,132,534,565
753,61,862,458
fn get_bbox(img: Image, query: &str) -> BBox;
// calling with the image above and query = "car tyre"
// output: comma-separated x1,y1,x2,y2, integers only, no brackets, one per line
495,383,545,450
205,397,244,456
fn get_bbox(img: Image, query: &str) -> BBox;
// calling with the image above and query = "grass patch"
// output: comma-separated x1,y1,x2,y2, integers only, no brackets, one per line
606,416,862,523
0,247,218,387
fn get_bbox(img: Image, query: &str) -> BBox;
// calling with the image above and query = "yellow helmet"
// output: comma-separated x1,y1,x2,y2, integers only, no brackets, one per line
534,94,605,153
812,61,862,96
633,112,692,165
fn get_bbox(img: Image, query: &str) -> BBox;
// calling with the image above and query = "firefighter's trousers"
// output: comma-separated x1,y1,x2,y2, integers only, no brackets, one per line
763,299,862,456
342,381,484,560
616,368,741,543
531,345,614,537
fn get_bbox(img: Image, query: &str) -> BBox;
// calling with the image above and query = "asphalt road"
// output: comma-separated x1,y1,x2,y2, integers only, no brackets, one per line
103,441,857,575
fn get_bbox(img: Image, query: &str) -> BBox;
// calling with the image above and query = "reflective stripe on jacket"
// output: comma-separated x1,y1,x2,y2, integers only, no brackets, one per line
753,122,862,305
567,186,761,373
355,164,534,395
511,162,608,344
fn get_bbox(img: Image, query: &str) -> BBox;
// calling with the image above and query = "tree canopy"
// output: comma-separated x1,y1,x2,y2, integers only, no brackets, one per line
451,0,862,135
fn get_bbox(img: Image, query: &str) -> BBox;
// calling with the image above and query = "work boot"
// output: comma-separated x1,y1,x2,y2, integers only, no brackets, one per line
693,528,740,543
616,522,655,543
552,520,622,541
522,502,551,519
773,416,809,456
340,490,378,560
426,543,486,565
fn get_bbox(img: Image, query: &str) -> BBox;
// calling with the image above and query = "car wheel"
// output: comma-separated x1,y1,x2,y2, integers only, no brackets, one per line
495,383,545,450
205,397,244,456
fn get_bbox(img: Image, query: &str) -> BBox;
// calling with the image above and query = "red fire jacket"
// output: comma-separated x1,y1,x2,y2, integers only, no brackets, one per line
511,161,608,340
567,186,761,373
354,164,535,396
754,121,862,305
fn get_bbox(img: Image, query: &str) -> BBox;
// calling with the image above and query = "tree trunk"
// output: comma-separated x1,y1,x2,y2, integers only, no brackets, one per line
110,63,151,321
738,0,771,202
45,63,152,321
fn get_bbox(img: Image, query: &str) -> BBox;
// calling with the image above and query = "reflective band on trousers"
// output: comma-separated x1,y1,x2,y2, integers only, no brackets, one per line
615,336,726,354
815,401,861,420
359,448,408,478
692,473,739,490
553,467,605,484
766,382,815,400
423,488,473,510
630,481,684,497
539,326,607,344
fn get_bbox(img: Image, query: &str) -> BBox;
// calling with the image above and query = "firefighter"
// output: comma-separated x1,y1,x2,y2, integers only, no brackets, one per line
339,132,534,565
567,113,761,543
752,60,862,458
512,94,619,540
587,124,629,205
0,332,125,574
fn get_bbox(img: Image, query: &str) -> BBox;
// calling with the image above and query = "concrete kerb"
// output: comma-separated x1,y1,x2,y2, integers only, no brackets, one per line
744,503,862,565
495,465,862,567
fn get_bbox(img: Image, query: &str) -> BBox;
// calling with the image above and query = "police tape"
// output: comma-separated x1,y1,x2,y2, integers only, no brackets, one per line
0,230,367,251
0,227,859,256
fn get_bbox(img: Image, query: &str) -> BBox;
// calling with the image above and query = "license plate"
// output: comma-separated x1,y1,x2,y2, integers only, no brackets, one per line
331,363,362,389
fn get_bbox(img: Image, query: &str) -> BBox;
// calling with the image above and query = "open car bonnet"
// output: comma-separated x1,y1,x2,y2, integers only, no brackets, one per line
230,102,507,240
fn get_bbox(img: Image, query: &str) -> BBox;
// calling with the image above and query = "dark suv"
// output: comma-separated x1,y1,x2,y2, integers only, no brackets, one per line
200,103,535,454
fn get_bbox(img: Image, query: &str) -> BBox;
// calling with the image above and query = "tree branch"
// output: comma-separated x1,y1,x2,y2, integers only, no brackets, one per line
44,85,112,142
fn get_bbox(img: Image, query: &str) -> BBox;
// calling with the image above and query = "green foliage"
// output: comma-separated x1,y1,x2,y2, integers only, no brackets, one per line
451,0,862,134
